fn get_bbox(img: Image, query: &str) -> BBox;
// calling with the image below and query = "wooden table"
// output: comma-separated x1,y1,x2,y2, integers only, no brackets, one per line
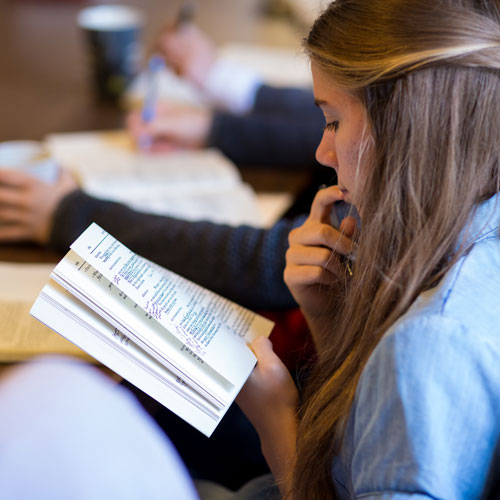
0,242,61,263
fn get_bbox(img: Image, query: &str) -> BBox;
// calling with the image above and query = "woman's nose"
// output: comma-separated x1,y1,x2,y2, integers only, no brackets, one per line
315,133,337,169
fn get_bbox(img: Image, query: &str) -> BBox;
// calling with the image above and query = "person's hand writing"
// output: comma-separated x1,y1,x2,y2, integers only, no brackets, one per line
156,23,216,88
127,104,212,152
284,186,357,326
0,167,77,245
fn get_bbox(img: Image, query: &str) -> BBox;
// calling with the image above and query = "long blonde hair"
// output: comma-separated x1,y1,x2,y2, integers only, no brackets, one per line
293,1,500,498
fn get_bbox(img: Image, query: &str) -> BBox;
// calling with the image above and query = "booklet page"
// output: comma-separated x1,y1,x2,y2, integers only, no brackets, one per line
31,282,221,436
53,252,231,408
68,223,274,385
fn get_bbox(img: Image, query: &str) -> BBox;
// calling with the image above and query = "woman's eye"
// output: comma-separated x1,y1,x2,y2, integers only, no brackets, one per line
324,120,339,132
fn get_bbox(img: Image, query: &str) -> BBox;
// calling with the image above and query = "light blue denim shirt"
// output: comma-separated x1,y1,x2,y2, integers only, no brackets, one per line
333,193,500,499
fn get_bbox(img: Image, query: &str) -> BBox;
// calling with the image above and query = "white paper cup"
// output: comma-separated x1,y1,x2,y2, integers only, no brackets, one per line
0,141,59,183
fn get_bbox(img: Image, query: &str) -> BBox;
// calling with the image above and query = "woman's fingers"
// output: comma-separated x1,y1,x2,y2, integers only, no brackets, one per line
148,141,180,154
0,172,34,212
0,188,27,209
283,186,358,322
128,106,211,150
339,215,357,238
0,167,77,245
0,205,27,223
237,336,298,419
0,169,35,189
285,244,343,275
156,23,216,86
288,221,355,257
309,185,345,222
0,204,31,241
249,336,275,363
0,188,37,242
284,263,340,288
0,225,29,242
286,243,333,267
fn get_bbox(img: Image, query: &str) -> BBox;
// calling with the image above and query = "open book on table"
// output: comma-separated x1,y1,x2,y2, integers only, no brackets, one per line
0,262,90,363
30,223,274,437
45,131,266,228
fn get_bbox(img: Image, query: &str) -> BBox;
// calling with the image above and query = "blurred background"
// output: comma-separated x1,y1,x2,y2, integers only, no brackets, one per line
0,0,320,141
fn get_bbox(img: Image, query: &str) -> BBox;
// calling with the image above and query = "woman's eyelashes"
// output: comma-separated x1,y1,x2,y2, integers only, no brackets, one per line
324,120,339,132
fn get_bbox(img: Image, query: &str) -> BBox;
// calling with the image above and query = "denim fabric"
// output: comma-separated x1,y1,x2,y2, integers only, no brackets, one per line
333,194,500,499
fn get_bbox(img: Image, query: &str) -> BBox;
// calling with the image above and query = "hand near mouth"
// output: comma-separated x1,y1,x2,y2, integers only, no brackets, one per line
284,185,358,345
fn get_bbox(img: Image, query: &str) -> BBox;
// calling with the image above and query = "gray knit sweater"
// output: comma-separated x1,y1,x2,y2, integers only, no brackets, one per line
50,190,305,310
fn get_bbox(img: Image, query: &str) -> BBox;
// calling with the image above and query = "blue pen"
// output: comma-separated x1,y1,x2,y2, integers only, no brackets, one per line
139,55,165,150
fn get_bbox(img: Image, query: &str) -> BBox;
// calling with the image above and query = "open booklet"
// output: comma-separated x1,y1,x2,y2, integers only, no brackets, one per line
30,223,274,437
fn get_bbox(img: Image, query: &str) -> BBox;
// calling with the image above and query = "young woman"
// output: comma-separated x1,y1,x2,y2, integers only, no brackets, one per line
237,0,500,498
0,1,498,499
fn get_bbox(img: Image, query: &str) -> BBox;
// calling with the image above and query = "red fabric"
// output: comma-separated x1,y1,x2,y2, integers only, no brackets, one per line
257,308,315,371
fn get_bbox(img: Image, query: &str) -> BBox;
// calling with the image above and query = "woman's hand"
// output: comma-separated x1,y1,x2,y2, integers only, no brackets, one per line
156,23,216,88
237,337,298,496
0,167,77,244
127,104,212,152
284,186,357,327
237,336,298,437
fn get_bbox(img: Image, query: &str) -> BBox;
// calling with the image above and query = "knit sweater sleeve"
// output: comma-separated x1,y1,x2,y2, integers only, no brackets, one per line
208,85,323,169
49,190,303,310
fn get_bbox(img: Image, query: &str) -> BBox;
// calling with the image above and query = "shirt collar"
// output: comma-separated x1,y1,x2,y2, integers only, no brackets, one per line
462,191,500,247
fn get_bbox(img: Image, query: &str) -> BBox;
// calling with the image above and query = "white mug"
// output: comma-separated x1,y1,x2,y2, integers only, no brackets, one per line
0,141,59,183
